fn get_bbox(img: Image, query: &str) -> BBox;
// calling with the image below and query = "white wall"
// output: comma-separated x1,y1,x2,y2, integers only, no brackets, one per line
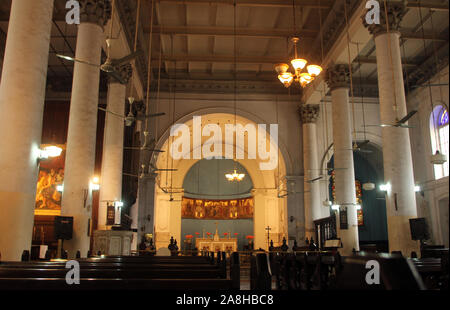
407,66,449,246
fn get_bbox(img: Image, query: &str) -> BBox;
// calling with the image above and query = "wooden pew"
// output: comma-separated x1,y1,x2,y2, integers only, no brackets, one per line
250,253,271,290
0,278,233,290
410,257,446,289
335,252,425,290
269,250,341,290
0,254,235,290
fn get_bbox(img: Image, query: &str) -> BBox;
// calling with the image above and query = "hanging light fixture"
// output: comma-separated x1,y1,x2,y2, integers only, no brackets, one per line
274,2,322,88
225,0,246,183
225,169,246,182
275,37,321,88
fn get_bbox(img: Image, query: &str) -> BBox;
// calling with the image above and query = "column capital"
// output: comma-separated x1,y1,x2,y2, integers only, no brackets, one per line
299,104,320,124
325,64,350,91
108,63,133,85
362,1,407,37
79,0,112,28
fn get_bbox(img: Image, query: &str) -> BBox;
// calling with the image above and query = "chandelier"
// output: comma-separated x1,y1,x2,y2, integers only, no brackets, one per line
275,37,323,88
225,2,245,183
225,169,245,182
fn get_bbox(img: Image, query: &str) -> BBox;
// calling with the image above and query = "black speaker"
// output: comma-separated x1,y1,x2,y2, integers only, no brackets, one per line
409,218,430,241
54,216,73,240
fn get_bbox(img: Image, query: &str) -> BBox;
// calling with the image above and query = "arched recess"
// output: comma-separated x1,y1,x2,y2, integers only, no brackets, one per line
151,112,290,250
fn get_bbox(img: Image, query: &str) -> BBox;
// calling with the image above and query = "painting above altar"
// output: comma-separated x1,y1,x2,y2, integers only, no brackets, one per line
181,197,254,220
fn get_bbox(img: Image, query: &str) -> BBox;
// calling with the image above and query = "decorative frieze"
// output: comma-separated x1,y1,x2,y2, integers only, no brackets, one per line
362,1,407,37
299,104,320,124
79,0,112,27
325,64,351,91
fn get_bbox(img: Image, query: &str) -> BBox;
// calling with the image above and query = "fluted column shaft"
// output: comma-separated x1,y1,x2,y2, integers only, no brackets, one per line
364,2,418,255
326,64,359,255
0,0,54,261
61,0,111,258
300,105,321,239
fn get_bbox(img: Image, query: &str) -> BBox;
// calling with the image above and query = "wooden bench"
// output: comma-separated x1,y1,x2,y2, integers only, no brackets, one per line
0,278,233,290
269,250,340,290
0,253,237,290
410,257,446,289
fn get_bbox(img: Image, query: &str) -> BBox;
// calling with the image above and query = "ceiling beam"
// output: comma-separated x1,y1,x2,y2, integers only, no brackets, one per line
157,0,333,9
143,25,447,42
406,2,449,11
144,25,318,38
355,56,418,67
401,30,449,42
151,54,282,64
150,54,420,67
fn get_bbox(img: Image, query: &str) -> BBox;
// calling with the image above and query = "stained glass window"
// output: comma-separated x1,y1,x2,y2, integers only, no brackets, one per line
430,105,449,179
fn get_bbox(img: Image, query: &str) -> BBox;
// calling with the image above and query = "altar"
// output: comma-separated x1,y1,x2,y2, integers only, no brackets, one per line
195,226,238,252
195,238,238,253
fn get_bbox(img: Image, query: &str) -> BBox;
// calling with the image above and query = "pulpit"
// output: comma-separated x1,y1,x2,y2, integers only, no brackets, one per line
93,230,133,255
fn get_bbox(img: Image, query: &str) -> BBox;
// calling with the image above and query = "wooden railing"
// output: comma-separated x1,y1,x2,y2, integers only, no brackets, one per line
314,215,337,250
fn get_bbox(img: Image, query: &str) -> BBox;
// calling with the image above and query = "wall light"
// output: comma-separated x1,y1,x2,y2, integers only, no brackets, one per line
39,145,63,160
331,204,340,211
323,200,332,207
56,184,64,192
114,201,124,207
379,183,391,192
414,185,421,192
355,204,361,210
90,177,100,191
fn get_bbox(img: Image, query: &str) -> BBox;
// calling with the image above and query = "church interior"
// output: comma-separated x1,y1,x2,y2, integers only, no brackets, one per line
0,0,448,292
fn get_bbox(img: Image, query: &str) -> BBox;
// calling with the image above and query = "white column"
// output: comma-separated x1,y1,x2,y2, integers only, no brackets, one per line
325,64,359,255
285,175,305,245
137,174,157,244
98,65,132,230
364,2,419,255
0,0,54,261
61,0,111,258
300,105,321,239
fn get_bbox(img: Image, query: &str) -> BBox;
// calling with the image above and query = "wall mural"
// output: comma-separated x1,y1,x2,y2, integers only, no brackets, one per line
331,170,364,226
181,197,254,220
35,145,65,216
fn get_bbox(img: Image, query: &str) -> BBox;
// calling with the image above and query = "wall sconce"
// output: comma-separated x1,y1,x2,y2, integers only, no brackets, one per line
90,177,100,191
379,183,391,192
38,145,63,162
56,184,64,192
322,200,332,207
362,182,376,191
414,185,421,192
331,204,340,211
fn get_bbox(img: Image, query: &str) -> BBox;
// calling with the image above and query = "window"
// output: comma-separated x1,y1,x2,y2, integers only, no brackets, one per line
430,105,449,179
